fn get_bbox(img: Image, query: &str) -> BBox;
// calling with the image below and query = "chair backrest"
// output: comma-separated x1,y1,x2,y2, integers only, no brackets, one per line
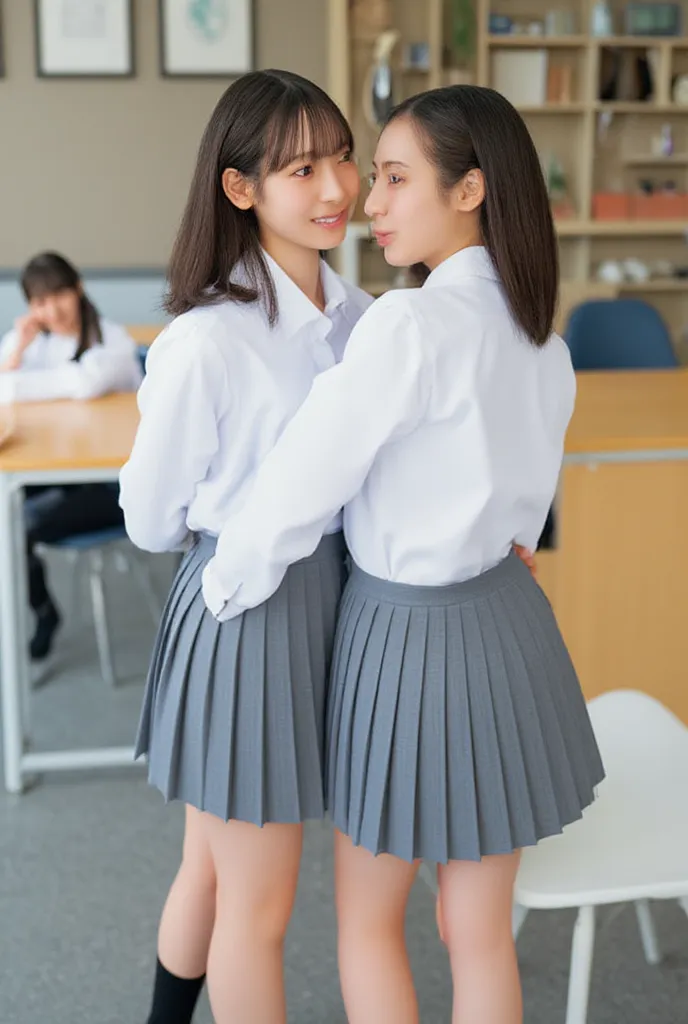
587,690,688,794
555,280,619,336
137,344,148,375
564,298,678,371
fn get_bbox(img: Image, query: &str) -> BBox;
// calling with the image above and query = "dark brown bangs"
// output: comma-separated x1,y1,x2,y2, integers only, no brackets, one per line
263,90,354,174
21,253,80,302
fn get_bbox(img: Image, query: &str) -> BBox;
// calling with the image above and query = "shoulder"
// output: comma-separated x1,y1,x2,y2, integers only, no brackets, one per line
143,301,264,397
542,331,576,397
345,289,428,380
352,287,427,341
541,330,574,373
148,302,255,360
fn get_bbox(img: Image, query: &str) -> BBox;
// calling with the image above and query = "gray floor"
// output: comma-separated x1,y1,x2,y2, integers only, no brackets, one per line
1,549,687,1023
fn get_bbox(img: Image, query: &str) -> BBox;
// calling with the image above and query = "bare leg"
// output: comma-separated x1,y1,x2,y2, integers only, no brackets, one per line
334,830,420,1024
199,815,303,1024
438,851,522,1024
157,805,216,978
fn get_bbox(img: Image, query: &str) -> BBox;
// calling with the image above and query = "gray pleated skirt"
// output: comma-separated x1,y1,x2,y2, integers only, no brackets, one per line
326,551,605,864
136,531,347,824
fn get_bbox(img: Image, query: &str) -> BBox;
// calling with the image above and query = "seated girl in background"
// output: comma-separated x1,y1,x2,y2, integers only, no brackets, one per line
0,252,143,659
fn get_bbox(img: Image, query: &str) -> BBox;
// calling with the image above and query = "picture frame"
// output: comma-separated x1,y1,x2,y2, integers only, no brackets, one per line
34,0,135,79
159,0,253,78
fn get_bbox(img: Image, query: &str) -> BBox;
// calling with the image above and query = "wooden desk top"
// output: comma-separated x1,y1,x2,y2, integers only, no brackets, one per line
0,393,138,473
566,369,688,455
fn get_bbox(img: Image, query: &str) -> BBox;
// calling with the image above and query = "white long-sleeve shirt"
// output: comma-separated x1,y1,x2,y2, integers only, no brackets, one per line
202,246,576,621
0,319,142,403
118,253,372,554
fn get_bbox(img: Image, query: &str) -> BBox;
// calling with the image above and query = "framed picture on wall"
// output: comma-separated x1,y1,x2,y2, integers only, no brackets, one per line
159,0,253,78
35,0,135,78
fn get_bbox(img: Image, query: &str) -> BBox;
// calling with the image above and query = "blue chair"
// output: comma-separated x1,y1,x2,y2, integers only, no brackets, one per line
541,299,678,550
137,344,148,375
564,298,678,371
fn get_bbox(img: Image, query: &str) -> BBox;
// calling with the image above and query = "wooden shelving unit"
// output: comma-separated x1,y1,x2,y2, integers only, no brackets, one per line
487,34,589,47
329,0,688,356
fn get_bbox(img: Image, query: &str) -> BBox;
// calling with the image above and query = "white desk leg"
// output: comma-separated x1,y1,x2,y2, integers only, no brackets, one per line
12,486,31,741
0,474,24,793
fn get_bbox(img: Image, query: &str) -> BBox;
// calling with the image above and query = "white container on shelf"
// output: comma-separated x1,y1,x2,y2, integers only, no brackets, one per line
491,50,548,106
591,1,613,37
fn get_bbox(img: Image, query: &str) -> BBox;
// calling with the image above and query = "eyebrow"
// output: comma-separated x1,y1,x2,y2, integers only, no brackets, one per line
287,144,350,165
373,158,410,167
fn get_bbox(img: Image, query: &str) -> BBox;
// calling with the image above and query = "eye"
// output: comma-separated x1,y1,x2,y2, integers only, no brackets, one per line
389,174,403,185
294,164,313,178
367,172,376,189
339,149,353,163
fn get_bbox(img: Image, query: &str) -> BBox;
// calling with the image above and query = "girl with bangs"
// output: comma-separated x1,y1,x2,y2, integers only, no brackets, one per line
119,70,370,1024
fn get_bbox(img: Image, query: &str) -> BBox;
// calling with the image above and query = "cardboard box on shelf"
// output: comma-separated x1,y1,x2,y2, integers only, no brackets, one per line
632,192,688,218
592,192,631,219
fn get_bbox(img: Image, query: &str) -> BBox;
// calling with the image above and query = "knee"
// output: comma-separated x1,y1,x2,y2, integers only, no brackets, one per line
214,879,296,946
442,910,514,963
337,902,406,957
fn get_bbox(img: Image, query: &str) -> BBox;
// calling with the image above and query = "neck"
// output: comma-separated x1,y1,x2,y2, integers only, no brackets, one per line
260,233,325,311
425,225,482,272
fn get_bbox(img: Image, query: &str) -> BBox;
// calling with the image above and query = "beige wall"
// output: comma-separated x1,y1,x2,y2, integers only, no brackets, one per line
0,1,327,269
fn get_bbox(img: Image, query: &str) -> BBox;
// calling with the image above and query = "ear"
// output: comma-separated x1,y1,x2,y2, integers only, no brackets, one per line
452,168,485,213
222,168,256,210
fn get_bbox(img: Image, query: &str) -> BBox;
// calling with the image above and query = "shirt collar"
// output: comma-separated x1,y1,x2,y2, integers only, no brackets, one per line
423,246,499,289
320,257,348,316
262,250,346,337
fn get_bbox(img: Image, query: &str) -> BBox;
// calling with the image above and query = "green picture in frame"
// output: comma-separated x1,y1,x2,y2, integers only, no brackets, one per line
624,3,681,36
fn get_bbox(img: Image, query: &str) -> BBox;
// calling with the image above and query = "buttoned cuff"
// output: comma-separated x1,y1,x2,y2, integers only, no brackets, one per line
201,557,240,622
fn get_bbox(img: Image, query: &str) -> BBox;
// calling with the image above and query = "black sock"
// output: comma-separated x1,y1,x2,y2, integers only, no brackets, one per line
146,958,206,1024
29,600,61,661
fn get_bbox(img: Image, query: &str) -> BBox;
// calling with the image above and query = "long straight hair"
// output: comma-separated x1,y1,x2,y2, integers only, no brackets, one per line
165,69,354,324
387,86,559,346
21,252,102,361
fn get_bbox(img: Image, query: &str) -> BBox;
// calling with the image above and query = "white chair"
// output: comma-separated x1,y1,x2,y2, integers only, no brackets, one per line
514,689,688,1024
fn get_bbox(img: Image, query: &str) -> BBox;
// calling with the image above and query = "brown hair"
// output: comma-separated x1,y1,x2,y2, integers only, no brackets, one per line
165,69,354,324
388,86,558,346
21,252,102,361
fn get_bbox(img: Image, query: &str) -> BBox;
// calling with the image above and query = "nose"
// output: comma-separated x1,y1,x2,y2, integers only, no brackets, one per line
43,299,60,324
319,161,347,204
364,176,385,219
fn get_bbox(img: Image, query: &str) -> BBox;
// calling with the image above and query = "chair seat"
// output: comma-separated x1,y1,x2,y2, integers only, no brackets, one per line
516,799,688,909
516,691,688,909
47,526,128,551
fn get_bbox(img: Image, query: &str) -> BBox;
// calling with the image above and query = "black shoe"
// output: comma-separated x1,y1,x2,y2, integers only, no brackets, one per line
30,602,61,660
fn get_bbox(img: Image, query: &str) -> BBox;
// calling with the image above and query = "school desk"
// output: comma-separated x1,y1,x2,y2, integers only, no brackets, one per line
0,394,139,793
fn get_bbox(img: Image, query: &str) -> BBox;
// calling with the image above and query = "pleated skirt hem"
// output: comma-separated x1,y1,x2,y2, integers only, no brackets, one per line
326,552,605,865
137,531,347,825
